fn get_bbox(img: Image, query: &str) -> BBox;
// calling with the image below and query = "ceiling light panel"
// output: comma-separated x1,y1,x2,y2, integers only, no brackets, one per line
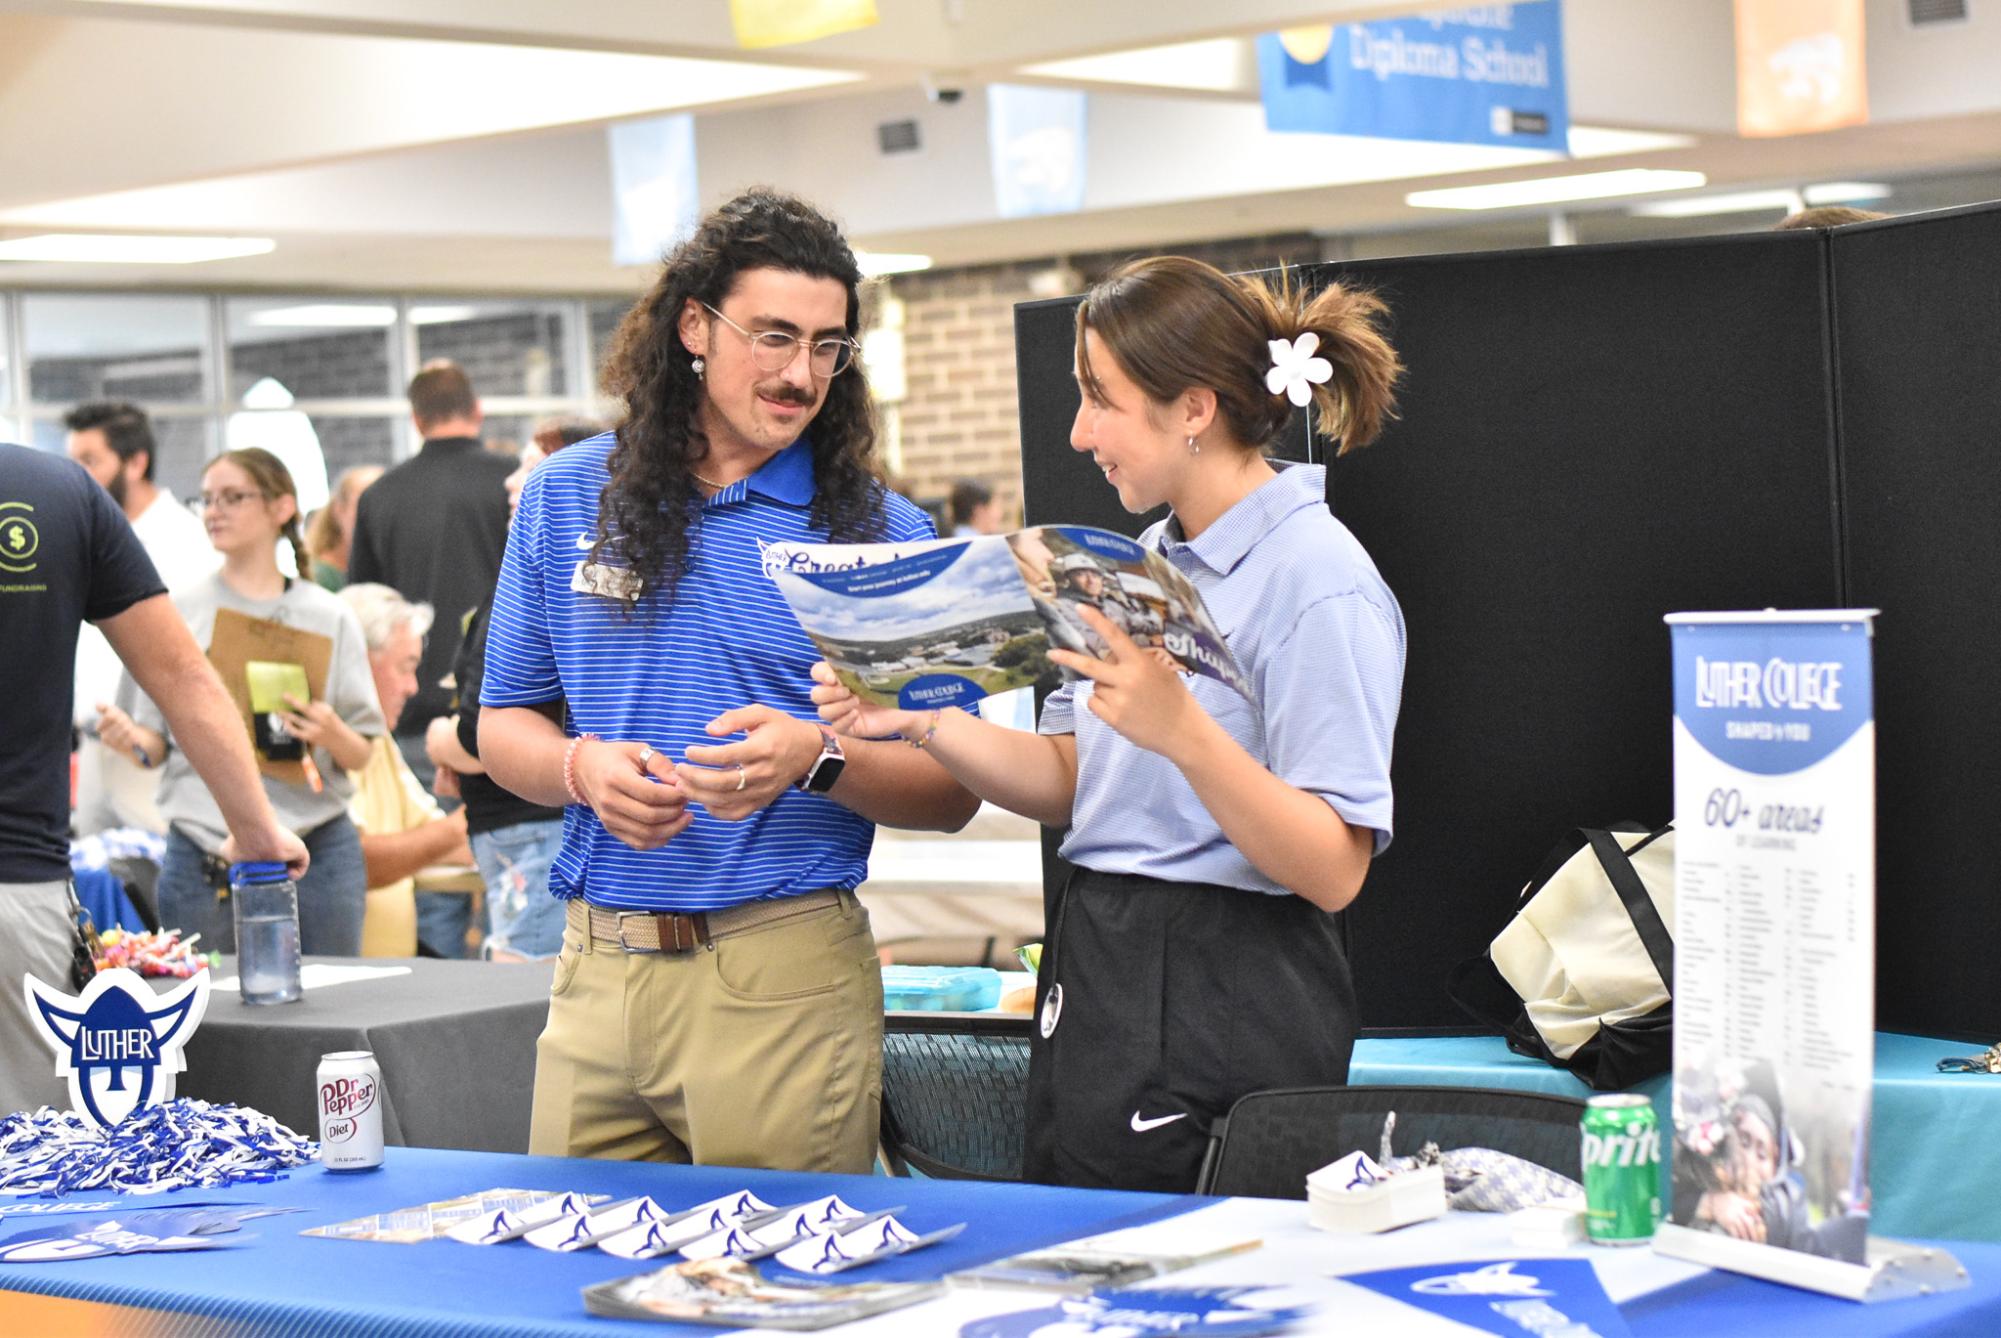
1407,169,1708,210
0,233,275,263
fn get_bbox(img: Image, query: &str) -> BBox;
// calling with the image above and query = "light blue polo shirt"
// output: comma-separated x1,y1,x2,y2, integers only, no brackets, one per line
482,434,936,911
1041,463,1404,894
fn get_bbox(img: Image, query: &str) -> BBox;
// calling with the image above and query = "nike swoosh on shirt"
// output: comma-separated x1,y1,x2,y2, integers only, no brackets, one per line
1129,1111,1188,1133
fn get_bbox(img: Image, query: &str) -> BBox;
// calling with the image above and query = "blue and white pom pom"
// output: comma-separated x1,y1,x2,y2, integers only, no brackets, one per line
0,1099,318,1197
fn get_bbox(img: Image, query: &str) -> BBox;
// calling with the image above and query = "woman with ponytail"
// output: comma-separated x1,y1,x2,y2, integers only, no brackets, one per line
99,447,384,955
812,255,1406,1191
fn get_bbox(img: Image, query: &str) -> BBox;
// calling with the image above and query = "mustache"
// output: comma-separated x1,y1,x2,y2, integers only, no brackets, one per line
756,382,817,407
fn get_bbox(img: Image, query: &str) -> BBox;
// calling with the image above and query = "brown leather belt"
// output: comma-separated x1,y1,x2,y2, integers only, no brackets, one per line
569,888,842,954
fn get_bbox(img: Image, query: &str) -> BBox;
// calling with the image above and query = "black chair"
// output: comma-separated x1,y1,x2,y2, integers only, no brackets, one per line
1196,1084,1587,1199
879,1012,1031,1181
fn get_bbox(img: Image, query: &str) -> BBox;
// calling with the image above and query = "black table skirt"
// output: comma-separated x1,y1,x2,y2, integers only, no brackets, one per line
153,956,555,1152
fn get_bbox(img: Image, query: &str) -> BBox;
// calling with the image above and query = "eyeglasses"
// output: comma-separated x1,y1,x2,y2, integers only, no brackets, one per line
199,488,267,511
701,303,858,378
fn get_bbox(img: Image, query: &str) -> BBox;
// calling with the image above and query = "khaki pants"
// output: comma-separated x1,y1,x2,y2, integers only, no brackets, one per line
1,880,78,1117
529,891,883,1174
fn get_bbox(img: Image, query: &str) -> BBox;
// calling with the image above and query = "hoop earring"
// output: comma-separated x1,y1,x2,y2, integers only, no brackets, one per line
1187,434,1200,456
690,356,705,378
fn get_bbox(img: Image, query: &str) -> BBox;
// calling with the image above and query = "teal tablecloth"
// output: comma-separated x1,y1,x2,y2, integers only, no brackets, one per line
1352,1030,1997,1242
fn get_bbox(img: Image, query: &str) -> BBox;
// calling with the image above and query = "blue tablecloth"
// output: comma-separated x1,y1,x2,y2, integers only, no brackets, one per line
0,1148,1195,1337
1,1147,1996,1336
1353,1030,2001,1243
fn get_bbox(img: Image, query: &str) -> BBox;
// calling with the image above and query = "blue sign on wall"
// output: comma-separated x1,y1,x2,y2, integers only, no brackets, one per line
1258,2,1568,152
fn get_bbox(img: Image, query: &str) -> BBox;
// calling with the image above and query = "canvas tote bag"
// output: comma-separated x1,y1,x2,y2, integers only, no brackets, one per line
1452,824,1675,1091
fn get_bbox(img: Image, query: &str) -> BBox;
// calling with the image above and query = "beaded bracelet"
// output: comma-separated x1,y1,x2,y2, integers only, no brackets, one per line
904,709,943,750
563,733,600,804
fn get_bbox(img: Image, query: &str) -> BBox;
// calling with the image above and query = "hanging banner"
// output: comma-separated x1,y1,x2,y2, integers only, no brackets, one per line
609,114,700,268
1657,611,1877,1283
1735,0,1868,138
729,0,877,50
987,85,1088,220
1257,2,1568,152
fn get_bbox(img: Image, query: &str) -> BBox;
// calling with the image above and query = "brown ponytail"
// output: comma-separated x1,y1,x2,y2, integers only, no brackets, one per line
1076,255,1402,457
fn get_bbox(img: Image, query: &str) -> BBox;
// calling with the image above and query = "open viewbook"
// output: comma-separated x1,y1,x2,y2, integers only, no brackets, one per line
765,525,1247,711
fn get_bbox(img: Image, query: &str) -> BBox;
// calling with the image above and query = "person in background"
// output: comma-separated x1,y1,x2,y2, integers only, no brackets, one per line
98,448,377,956
0,440,307,1115
340,582,476,958
66,401,222,835
947,478,1004,537
812,255,1405,1192
306,464,385,592
425,417,601,961
347,360,512,956
347,360,511,779
1773,205,1890,230
479,189,977,1173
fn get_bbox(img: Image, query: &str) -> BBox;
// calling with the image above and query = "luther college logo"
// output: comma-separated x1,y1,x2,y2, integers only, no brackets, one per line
24,967,210,1128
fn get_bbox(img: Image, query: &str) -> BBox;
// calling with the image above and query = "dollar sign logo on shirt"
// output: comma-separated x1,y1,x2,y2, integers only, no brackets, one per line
0,502,40,574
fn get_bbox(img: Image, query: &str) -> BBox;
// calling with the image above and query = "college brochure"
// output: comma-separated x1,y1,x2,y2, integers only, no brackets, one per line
582,1256,940,1329
766,525,1246,711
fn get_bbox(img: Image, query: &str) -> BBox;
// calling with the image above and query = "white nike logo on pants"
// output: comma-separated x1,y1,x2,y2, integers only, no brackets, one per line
1130,1111,1187,1133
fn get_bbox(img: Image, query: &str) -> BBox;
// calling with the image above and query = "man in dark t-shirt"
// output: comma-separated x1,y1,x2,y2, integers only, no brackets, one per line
0,443,307,1115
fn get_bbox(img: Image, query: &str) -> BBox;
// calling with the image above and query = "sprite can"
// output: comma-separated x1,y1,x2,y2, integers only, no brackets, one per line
1580,1093,1662,1245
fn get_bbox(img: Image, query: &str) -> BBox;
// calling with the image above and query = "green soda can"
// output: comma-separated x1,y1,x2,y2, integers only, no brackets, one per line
1580,1093,1663,1245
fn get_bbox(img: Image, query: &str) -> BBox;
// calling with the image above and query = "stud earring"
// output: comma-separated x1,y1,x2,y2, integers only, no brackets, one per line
1187,434,1200,456
690,356,705,377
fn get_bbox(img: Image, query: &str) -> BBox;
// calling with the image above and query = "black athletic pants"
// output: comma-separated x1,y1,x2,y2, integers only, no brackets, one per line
1022,866,1357,1192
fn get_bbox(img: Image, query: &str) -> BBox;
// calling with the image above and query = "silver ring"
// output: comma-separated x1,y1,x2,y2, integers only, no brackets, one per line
636,745,654,766
734,763,747,792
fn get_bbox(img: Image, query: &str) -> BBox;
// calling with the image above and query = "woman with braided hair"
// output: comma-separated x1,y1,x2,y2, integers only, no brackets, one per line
100,447,383,956
813,255,1406,1190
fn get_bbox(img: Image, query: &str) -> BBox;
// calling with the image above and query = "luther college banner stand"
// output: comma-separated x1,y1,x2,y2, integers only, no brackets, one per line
1653,610,1963,1301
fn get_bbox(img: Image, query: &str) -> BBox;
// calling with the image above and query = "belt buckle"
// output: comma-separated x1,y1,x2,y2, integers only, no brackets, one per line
614,912,662,954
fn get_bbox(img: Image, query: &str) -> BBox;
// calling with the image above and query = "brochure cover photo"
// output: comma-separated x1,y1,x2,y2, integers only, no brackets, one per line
767,525,1246,711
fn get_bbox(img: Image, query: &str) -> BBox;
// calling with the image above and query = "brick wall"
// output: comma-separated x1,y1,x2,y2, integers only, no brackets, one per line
882,232,1325,525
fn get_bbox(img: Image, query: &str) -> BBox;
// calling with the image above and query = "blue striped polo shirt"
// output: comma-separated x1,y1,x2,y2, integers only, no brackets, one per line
481,433,936,911
1040,463,1405,894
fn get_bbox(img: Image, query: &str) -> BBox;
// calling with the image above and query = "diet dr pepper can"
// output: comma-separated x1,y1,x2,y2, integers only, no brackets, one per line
317,1050,384,1171
1581,1092,1662,1244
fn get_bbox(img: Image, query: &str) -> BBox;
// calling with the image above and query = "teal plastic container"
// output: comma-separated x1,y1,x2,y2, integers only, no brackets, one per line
880,965,1002,1012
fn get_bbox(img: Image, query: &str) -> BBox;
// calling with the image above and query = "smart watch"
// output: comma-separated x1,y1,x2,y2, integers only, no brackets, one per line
797,726,847,794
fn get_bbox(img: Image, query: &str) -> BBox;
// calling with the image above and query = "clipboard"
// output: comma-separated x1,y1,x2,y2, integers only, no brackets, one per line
207,606,334,784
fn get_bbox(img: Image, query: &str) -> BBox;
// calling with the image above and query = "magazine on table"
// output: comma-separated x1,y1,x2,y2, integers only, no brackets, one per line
765,525,1247,712
945,1211,1261,1293
582,1256,940,1329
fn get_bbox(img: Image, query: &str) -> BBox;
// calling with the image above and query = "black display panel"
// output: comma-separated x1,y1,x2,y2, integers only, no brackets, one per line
1832,201,2001,1040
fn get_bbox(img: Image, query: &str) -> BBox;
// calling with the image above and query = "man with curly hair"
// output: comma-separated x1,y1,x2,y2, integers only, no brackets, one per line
479,189,978,1173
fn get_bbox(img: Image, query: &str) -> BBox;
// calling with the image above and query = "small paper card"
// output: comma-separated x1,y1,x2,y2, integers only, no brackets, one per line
774,1215,966,1275
594,1191,778,1261
306,1189,609,1244
1306,1150,1389,1197
524,1198,652,1253
444,1191,614,1246
678,1195,869,1261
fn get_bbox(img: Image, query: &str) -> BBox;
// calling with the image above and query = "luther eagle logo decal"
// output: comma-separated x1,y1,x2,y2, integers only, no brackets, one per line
24,968,210,1128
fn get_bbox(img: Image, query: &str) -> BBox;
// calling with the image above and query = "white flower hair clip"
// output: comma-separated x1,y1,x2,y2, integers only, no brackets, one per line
1266,332,1333,407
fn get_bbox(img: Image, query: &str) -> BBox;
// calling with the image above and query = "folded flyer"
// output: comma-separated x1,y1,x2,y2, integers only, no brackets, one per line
765,525,1247,711
583,1256,939,1329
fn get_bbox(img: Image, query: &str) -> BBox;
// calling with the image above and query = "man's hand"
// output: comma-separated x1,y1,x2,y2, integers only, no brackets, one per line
220,825,311,882
573,739,690,851
1046,606,1205,761
809,661,920,741
675,706,823,822
433,764,461,800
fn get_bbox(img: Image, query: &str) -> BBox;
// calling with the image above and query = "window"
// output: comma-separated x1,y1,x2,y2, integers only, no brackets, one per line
225,297,400,402
413,300,570,398
23,294,212,407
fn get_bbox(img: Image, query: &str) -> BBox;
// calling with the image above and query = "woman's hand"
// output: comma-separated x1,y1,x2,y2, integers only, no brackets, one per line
95,701,166,768
1046,606,1205,760
809,661,922,741
279,693,370,772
